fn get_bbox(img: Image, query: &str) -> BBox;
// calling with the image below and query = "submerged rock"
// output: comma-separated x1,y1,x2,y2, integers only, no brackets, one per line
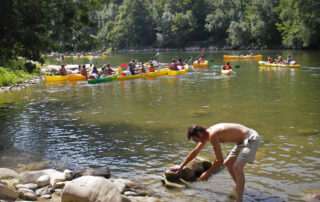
162,157,224,189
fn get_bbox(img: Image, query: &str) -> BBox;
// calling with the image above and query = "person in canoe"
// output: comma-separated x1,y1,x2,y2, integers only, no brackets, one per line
89,66,100,79
128,60,136,75
59,64,68,76
106,64,114,75
267,56,273,63
149,63,156,72
170,123,261,202
249,50,253,56
81,64,88,78
277,56,285,64
222,61,232,70
169,59,179,71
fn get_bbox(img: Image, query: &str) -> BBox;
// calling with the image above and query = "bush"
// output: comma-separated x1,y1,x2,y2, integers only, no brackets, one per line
24,62,37,73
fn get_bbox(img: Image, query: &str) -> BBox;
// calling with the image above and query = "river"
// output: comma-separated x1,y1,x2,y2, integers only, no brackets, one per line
0,50,319,201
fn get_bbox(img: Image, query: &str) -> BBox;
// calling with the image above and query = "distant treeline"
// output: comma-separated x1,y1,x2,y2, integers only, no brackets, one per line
1,0,319,63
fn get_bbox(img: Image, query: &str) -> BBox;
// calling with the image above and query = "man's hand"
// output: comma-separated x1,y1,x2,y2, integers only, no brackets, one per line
169,165,183,173
198,171,210,182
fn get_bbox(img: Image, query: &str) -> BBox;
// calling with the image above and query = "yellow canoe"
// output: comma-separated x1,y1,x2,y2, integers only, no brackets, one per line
68,74,87,81
193,60,208,68
147,68,168,77
168,65,189,76
223,55,262,59
117,73,148,80
45,76,68,82
221,69,233,75
258,61,301,68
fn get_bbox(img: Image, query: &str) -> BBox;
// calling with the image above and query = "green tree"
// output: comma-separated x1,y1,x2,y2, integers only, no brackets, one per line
245,0,281,47
0,0,98,63
276,0,320,48
103,0,154,50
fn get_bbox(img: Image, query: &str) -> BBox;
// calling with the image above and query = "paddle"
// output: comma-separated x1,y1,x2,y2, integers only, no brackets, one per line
197,49,205,59
153,52,159,58
235,65,240,68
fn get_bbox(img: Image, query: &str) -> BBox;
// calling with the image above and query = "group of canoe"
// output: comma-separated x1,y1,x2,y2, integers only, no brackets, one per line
223,54,301,68
45,64,190,84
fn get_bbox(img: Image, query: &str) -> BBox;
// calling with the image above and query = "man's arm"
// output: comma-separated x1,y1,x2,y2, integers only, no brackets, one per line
198,134,224,181
171,141,206,172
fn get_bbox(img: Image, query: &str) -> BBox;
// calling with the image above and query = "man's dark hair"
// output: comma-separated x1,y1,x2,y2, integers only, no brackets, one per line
186,124,207,140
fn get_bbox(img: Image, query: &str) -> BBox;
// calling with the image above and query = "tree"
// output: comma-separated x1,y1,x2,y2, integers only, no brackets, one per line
245,0,281,47
0,0,98,63
276,0,320,48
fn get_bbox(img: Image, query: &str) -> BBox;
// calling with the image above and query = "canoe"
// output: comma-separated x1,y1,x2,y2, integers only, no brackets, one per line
88,74,118,84
68,75,87,81
258,61,301,68
147,68,168,77
223,55,262,59
221,69,233,75
193,60,208,68
117,73,148,80
45,76,68,82
168,65,189,76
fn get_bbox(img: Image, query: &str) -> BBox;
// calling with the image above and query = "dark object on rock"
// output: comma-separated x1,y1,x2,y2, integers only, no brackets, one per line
76,167,111,179
162,157,224,189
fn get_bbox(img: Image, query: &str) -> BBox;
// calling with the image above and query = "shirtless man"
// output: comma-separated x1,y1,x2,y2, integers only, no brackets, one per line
171,123,260,202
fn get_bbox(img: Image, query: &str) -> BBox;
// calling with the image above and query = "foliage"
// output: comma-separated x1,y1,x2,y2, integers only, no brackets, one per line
0,59,40,86
0,0,319,65
276,0,320,48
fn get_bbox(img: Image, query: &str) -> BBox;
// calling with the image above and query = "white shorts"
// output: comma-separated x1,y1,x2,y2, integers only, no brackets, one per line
227,129,261,164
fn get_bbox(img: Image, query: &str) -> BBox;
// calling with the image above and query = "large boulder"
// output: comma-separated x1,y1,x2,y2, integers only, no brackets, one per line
0,168,18,179
61,176,122,202
0,184,19,200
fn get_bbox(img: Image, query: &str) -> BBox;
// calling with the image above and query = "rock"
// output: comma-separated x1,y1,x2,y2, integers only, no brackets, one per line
19,169,62,184
18,187,37,200
38,194,52,200
161,177,187,189
61,176,122,202
111,178,132,193
123,196,163,202
37,175,50,187
64,169,75,180
35,186,53,196
0,184,19,200
162,157,223,189
53,181,68,189
77,167,111,178
16,183,38,190
0,168,18,179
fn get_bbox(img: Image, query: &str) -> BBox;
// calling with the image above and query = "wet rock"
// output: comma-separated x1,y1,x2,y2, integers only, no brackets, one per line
0,168,18,179
162,157,224,189
0,184,19,200
64,169,75,180
61,176,122,202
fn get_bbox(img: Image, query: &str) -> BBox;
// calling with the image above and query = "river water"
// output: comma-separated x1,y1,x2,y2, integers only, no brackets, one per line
0,50,319,201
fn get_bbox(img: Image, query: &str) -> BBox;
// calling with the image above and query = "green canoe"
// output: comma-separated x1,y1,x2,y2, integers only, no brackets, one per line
88,74,118,84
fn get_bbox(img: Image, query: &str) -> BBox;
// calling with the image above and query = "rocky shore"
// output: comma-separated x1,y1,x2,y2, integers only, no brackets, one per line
0,166,162,202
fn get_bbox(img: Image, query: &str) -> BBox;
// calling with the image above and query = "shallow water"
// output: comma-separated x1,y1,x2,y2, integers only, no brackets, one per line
0,50,319,201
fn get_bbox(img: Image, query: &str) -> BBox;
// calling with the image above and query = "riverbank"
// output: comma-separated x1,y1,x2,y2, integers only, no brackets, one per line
0,166,162,201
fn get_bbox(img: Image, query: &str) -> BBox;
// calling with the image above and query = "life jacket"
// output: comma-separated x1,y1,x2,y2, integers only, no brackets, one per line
224,65,230,70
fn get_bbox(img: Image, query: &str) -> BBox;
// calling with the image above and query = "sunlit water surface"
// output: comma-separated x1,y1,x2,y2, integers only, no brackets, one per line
0,50,319,201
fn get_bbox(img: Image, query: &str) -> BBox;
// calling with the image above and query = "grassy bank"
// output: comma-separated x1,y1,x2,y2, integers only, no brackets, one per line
0,59,42,86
